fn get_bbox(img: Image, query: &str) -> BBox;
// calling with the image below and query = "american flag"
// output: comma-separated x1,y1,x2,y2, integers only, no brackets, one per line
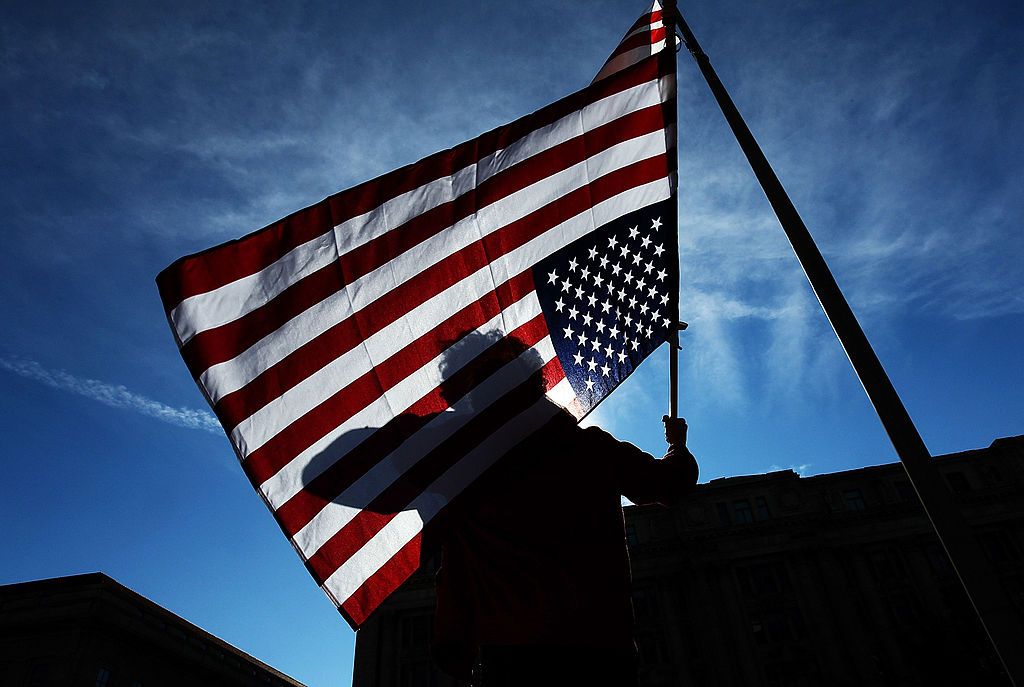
157,1,675,628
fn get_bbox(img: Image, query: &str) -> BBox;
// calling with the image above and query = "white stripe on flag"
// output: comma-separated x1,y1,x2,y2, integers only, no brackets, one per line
594,41,667,83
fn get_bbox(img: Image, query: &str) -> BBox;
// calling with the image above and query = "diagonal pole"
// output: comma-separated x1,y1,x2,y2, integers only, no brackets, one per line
666,5,1024,684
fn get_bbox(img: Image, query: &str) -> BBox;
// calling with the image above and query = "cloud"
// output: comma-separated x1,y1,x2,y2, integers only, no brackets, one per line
0,357,220,435
3,0,1019,445
682,307,747,409
685,289,799,323
657,0,1024,415
581,364,659,435
769,462,813,477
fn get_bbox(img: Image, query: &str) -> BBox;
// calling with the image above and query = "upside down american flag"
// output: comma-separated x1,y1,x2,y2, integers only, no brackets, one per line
156,1,677,628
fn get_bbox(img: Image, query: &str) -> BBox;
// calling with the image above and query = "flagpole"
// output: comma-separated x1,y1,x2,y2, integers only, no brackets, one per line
665,6,1024,683
660,0,681,420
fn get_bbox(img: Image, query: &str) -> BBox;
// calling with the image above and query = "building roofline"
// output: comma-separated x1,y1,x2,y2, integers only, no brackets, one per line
0,572,307,687
624,434,1024,511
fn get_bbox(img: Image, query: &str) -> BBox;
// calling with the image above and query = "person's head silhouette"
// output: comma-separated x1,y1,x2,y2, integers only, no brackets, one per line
438,330,546,411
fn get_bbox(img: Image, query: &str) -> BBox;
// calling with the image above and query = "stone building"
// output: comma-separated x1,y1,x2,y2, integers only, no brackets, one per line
353,435,1024,686
0,573,306,687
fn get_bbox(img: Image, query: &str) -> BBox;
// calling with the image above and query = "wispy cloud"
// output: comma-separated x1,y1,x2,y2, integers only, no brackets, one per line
0,357,219,434
581,363,660,435
662,0,1024,413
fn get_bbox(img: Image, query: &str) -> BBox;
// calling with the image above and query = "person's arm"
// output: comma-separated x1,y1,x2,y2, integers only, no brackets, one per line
590,416,698,506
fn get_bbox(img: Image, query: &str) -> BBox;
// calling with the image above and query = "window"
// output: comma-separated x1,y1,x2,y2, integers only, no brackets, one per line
764,659,819,687
925,542,954,579
750,617,764,642
399,613,431,654
980,530,1021,564
399,661,436,687
635,631,668,666
755,496,771,521
736,562,792,598
867,548,908,583
945,471,972,495
632,587,660,623
894,480,916,503
981,464,1003,485
651,513,676,539
749,608,807,645
716,502,731,526
733,499,754,524
843,489,866,511
885,589,923,625
938,584,974,622
1002,572,1024,614
27,663,68,687
95,669,111,687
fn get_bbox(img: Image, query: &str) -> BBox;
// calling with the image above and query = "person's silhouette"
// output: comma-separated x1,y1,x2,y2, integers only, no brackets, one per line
425,330,699,686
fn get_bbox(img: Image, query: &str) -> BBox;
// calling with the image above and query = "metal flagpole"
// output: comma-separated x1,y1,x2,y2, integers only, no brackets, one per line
660,0,682,420
665,6,1024,684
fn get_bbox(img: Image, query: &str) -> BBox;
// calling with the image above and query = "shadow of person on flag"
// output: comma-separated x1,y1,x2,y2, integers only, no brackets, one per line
296,330,558,521
294,329,567,625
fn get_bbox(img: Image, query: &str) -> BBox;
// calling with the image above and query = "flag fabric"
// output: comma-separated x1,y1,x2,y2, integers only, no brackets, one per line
593,1,669,83
157,1,676,629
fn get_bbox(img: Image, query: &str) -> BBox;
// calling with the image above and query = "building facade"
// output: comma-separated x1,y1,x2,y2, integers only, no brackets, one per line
353,435,1024,687
0,573,306,687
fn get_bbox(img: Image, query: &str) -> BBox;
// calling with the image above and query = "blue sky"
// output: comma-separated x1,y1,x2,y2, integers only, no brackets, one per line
1,1,1021,685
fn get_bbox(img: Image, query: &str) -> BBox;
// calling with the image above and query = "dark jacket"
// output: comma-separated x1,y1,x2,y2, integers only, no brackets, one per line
428,407,698,678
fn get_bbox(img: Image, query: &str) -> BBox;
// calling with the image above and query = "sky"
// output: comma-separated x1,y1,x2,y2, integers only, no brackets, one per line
1,0,1022,685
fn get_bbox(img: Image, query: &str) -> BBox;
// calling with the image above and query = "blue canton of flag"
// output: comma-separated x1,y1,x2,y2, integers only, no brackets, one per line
534,198,678,418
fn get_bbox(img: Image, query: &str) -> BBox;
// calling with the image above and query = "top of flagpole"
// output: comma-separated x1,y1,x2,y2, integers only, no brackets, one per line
662,2,708,62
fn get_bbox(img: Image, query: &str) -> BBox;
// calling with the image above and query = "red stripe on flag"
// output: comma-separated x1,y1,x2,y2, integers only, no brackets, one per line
180,260,342,377
623,10,662,36
338,532,421,627
607,26,666,62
